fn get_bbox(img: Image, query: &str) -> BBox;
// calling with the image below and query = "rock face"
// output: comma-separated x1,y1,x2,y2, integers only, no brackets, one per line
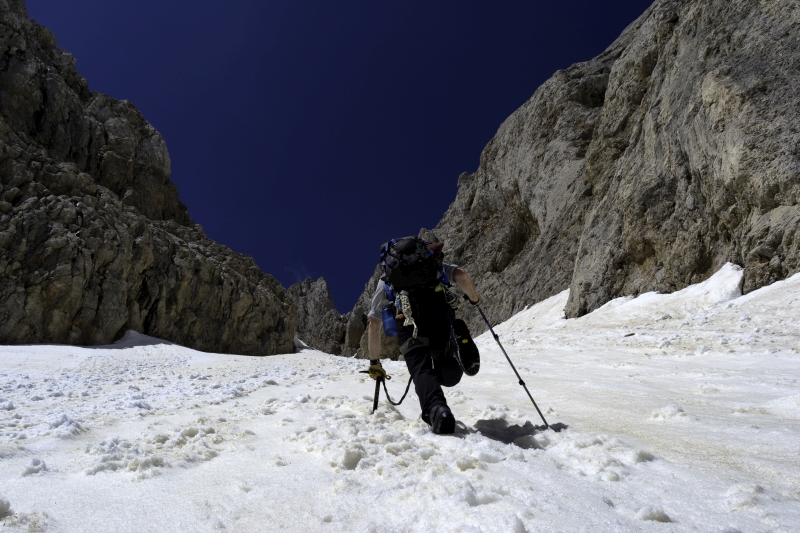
559,0,800,317
287,269,403,360
0,1,297,354
435,0,800,329
287,278,347,355
346,0,800,344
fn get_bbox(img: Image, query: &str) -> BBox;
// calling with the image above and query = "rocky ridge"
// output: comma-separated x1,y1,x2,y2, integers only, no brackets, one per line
338,0,800,356
0,1,296,354
287,277,348,355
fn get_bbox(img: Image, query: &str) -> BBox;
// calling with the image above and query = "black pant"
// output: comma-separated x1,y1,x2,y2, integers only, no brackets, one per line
397,289,462,416
403,344,462,416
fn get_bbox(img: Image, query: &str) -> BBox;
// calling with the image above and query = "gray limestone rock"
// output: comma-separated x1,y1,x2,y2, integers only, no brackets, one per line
346,0,800,344
562,0,800,316
0,1,297,354
439,0,800,327
287,277,346,355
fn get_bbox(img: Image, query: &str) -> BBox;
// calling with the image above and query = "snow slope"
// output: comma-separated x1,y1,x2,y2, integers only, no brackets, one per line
1,264,798,532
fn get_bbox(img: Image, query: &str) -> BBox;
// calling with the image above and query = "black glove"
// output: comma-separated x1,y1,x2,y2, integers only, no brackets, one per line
368,360,386,380
462,293,482,306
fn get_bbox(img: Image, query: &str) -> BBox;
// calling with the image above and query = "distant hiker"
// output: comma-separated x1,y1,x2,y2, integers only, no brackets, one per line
366,237,482,434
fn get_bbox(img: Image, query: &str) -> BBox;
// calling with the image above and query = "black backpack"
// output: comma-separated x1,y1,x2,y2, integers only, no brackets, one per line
380,237,443,292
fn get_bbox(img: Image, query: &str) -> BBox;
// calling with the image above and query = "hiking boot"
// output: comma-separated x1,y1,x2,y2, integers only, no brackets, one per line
427,403,455,435
452,319,480,376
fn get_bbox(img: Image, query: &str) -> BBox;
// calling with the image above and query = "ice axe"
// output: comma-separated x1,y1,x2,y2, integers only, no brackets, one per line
371,376,381,413
359,371,383,413
360,370,412,413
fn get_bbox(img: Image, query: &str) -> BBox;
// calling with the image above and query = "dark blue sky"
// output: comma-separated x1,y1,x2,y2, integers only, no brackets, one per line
28,0,652,312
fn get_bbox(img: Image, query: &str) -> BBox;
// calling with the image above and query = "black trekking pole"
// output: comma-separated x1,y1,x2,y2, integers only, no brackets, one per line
476,305,549,429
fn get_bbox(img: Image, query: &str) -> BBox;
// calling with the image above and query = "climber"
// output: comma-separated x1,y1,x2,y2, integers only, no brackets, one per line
366,237,482,434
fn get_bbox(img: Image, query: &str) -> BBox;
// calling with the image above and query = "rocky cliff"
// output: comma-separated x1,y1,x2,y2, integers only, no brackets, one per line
344,0,800,351
0,1,296,354
288,277,347,355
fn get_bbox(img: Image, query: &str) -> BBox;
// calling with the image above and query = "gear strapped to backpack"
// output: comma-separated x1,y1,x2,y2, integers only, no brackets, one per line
379,236,448,341
378,236,481,377
379,237,447,293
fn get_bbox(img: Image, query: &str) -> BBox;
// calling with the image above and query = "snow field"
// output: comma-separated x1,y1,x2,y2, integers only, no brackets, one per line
0,263,798,531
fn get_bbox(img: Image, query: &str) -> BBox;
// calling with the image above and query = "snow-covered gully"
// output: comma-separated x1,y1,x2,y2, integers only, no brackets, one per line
1,264,798,532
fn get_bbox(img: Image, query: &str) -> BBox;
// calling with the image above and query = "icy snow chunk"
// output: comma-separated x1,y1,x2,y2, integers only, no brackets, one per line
21,457,46,476
456,456,478,471
762,394,800,419
0,399,14,410
731,404,768,415
221,386,244,399
475,451,503,464
635,506,672,522
650,404,687,421
418,447,435,460
696,345,710,354
460,484,500,506
30,395,44,401
657,334,679,348
726,483,764,510
0,495,9,515
626,450,655,463
340,446,364,470
267,456,289,467
85,437,167,478
85,425,222,479
470,403,510,420
384,441,411,456
1,511,53,531
48,412,83,437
